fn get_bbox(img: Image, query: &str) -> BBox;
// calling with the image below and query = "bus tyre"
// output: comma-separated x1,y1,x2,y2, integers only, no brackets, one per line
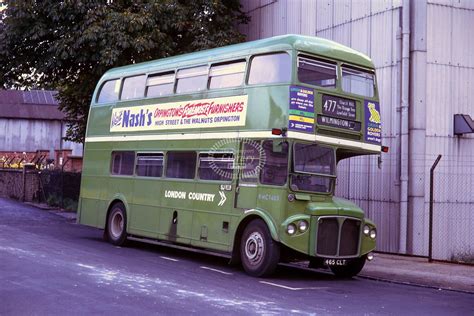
330,255,366,278
106,203,128,246
240,219,280,277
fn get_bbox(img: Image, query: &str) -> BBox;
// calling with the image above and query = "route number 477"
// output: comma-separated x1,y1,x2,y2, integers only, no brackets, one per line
323,99,337,112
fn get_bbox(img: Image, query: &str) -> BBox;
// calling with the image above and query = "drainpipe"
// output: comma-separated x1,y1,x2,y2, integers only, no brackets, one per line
399,0,410,254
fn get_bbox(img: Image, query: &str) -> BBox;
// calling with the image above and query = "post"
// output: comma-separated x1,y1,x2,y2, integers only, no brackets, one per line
22,165,27,202
429,154,442,262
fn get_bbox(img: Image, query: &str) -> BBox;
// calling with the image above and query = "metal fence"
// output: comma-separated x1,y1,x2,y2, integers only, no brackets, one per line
38,170,82,211
336,154,474,265
430,157,474,264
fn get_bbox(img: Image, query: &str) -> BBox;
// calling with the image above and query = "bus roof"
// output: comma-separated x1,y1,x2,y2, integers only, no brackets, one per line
102,34,374,80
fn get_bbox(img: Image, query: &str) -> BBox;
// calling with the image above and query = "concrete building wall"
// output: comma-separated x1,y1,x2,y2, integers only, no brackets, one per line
240,0,474,260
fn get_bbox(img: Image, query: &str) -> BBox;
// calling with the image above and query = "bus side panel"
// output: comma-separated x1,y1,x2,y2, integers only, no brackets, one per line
189,181,234,251
79,145,110,228
79,196,99,227
129,178,161,238
158,180,196,244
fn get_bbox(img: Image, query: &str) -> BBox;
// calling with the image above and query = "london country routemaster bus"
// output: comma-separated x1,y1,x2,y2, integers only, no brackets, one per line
79,34,382,278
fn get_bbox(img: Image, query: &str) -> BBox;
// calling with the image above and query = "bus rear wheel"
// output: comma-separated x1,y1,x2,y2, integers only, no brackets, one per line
329,255,366,278
240,219,280,277
106,202,128,246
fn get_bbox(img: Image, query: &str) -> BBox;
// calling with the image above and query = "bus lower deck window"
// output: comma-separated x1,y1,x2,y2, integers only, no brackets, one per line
166,151,197,179
199,153,234,181
260,140,289,186
241,142,261,182
111,151,135,176
136,153,164,177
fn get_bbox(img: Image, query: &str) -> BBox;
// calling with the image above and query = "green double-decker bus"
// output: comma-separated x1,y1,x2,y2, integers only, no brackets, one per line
79,34,382,277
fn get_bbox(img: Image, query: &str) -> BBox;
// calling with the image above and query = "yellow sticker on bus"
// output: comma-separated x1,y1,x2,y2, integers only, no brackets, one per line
110,95,248,132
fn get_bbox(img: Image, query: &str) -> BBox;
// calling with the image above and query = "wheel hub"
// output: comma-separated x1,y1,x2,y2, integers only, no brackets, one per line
244,232,264,264
110,211,123,239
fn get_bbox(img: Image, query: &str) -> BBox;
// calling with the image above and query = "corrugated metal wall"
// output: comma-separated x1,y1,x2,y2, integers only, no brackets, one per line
425,0,474,261
240,0,474,260
0,118,83,156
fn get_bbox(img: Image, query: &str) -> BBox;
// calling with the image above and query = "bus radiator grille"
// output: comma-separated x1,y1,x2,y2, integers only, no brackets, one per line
316,217,360,257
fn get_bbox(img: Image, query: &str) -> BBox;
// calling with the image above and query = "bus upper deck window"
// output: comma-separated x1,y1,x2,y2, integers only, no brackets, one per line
176,66,208,94
146,72,175,98
121,75,146,100
297,56,336,88
97,79,120,104
248,53,291,85
341,66,375,97
209,61,246,89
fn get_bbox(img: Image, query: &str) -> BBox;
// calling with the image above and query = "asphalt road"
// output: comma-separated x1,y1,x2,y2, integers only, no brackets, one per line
0,198,472,315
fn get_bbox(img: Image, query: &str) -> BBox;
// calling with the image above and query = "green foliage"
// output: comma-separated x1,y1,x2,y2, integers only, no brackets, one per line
46,193,61,208
62,198,78,212
0,0,249,142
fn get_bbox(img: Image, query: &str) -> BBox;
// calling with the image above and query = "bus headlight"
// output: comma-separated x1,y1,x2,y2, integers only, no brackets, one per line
363,225,370,236
369,229,377,239
298,220,308,232
287,224,297,235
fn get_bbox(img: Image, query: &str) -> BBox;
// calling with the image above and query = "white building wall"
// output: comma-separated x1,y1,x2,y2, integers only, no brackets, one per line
240,0,474,260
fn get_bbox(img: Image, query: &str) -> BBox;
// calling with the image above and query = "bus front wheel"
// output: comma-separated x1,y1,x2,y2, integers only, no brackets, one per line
240,219,280,277
329,255,366,278
106,202,128,246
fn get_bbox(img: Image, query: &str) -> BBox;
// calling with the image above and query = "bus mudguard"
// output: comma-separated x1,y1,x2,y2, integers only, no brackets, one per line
240,209,280,242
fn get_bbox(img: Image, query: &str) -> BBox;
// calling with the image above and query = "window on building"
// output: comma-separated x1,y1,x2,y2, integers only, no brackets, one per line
136,153,164,177
198,153,234,181
111,151,135,176
248,53,291,85
209,61,246,89
166,151,197,179
121,75,146,100
146,72,175,98
260,140,289,186
176,66,208,94
298,56,337,88
97,79,121,103
341,66,375,97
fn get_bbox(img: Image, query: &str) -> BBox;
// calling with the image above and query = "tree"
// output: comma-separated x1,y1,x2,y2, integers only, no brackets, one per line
0,0,249,142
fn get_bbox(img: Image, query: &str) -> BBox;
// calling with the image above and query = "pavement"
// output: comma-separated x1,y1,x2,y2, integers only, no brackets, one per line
41,205,474,295
360,253,474,294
